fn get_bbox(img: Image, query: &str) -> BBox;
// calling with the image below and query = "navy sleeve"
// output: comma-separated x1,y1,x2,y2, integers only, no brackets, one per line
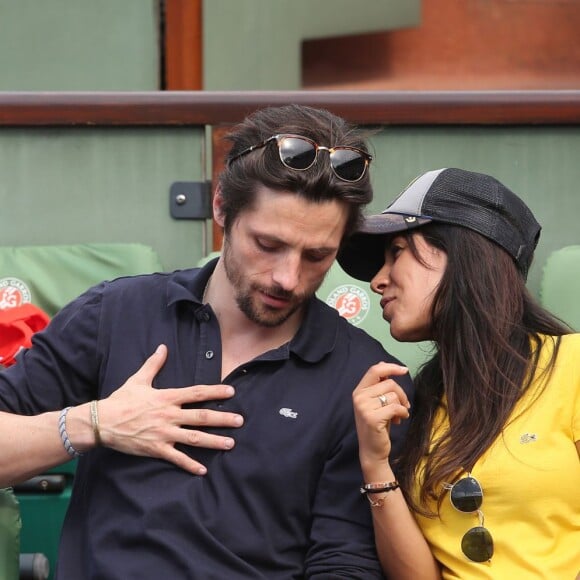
304,330,414,578
305,426,385,579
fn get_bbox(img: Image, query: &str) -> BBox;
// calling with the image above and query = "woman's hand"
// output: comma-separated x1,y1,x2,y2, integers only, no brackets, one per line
353,361,411,469
353,363,442,580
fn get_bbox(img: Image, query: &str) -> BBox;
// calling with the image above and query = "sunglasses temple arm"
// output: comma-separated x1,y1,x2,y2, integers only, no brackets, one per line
248,137,271,153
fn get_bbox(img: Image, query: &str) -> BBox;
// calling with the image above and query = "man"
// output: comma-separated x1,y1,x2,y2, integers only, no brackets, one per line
0,105,413,578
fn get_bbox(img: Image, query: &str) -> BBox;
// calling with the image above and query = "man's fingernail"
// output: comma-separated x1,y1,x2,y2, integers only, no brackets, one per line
197,466,207,475
223,438,235,450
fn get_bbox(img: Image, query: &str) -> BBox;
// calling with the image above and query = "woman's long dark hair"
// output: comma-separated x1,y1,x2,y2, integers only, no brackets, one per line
394,224,571,516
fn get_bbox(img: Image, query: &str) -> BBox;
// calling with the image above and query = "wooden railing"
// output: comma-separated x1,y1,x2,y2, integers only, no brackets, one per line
0,90,579,126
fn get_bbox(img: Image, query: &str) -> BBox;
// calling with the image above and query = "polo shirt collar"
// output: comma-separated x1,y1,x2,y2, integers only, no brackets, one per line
289,298,340,363
166,258,217,307
165,257,340,364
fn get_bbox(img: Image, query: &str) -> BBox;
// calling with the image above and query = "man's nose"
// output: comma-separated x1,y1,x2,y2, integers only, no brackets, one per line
271,254,301,292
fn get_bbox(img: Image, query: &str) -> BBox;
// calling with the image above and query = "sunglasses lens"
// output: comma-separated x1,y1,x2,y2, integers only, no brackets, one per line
279,137,317,170
462,526,494,562
450,476,483,512
330,149,367,181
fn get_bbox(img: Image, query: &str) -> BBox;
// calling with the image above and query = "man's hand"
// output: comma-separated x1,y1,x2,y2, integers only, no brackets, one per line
98,344,243,475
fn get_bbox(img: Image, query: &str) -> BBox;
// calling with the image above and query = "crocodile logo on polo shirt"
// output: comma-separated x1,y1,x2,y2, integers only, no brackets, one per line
279,408,298,419
325,283,370,326
520,433,538,444
0,277,32,310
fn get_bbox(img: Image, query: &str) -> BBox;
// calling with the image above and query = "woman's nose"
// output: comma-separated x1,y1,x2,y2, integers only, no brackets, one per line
370,263,390,294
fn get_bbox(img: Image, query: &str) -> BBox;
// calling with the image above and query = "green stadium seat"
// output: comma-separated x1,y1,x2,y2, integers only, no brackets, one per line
0,242,164,317
0,488,20,580
540,245,580,331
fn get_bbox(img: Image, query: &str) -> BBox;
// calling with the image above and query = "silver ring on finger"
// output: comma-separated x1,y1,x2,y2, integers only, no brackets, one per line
378,393,388,407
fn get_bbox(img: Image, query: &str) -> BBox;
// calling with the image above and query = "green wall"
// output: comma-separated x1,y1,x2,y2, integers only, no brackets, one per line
0,127,209,272
203,0,419,90
0,0,419,92
0,0,159,90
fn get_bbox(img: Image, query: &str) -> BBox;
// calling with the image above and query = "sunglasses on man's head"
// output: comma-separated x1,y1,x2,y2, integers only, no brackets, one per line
228,133,372,183
447,475,494,563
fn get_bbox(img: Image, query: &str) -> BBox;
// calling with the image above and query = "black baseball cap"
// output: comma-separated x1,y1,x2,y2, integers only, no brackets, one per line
338,168,542,281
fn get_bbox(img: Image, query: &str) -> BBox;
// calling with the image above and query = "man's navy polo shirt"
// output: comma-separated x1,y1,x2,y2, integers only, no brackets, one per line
0,260,414,579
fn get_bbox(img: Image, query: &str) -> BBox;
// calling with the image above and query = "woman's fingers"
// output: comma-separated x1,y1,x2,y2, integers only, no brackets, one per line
354,362,411,407
357,361,409,387
353,362,412,463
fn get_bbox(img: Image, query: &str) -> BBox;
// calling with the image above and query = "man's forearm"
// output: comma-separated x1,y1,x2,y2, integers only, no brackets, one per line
0,404,94,486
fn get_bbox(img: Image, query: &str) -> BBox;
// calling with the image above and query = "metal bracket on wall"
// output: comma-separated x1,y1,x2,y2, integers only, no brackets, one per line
169,181,212,219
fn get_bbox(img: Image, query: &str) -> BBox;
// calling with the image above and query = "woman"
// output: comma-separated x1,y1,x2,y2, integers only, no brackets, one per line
337,168,580,579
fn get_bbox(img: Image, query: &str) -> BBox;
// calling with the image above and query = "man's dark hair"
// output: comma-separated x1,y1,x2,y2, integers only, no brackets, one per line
218,104,373,239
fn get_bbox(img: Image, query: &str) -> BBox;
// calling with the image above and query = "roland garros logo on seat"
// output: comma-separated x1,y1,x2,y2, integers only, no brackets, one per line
0,277,32,310
326,283,370,326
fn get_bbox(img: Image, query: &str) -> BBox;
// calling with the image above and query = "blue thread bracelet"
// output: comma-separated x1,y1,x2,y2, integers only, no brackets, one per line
58,406,83,458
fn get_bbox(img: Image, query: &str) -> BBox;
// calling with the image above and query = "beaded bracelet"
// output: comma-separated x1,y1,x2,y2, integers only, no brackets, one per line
58,406,83,458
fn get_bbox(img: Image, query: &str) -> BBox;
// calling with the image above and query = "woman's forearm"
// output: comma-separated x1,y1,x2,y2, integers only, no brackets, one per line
361,462,441,580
